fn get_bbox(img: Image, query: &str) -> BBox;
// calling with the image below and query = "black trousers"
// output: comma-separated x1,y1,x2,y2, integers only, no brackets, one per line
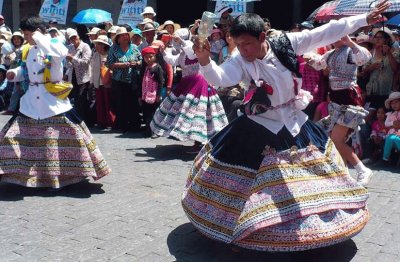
111,79,141,131
142,101,159,128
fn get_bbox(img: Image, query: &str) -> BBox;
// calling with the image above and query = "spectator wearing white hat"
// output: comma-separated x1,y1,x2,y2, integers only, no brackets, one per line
0,15,11,33
159,20,181,35
87,27,101,42
66,29,95,126
90,35,115,129
140,6,159,29
107,26,119,44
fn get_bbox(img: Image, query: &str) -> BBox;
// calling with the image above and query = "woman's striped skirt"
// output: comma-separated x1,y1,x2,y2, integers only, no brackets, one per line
182,115,369,251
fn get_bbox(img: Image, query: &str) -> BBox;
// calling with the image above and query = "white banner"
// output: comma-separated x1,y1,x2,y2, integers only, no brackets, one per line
0,0,3,14
39,0,70,25
118,0,148,27
214,0,246,18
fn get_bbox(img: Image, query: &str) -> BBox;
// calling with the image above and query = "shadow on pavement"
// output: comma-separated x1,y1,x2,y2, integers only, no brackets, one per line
133,144,196,162
167,223,358,262
0,180,105,201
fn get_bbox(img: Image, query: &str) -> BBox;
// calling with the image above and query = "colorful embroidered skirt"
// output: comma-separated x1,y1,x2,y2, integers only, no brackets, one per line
150,74,228,143
0,110,111,188
182,115,369,252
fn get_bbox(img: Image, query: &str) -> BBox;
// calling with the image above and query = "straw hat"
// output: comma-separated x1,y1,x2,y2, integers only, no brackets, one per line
159,20,181,32
92,35,111,46
87,27,101,35
142,23,156,33
385,92,400,109
139,18,154,26
108,25,119,34
112,26,133,41
141,6,156,16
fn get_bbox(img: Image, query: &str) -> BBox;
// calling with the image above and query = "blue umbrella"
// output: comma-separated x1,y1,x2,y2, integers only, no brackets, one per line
386,13,400,26
72,9,112,25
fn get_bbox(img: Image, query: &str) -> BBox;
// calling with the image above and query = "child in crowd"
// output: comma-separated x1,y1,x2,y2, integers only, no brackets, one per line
139,46,165,137
369,107,388,162
209,29,226,63
381,92,400,164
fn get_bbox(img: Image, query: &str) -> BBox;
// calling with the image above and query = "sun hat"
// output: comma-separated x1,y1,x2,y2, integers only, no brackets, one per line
112,26,133,41
142,23,156,33
159,20,181,32
48,27,59,33
216,6,233,17
371,27,395,42
211,28,223,36
66,28,78,39
392,29,400,36
11,31,24,40
87,27,101,35
107,25,119,34
92,35,111,46
141,46,156,56
174,28,190,41
141,6,156,17
139,18,155,27
385,92,400,109
356,33,370,44
132,28,142,37
0,30,11,41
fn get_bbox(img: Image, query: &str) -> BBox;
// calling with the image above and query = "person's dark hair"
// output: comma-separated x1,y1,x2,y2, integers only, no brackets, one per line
230,13,265,38
20,16,46,33
374,30,393,46
98,42,110,52
289,23,301,32
121,24,133,32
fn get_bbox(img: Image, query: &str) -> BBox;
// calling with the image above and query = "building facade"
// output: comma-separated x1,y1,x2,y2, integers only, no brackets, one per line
2,0,325,31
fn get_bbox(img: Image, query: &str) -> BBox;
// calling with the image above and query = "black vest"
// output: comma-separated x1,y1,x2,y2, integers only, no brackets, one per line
267,33,302,78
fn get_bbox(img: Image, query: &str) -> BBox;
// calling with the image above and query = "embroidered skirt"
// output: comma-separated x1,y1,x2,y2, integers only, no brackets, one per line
181,115,369,251
317,102,369,135
150,74,228,143
0,110,111,188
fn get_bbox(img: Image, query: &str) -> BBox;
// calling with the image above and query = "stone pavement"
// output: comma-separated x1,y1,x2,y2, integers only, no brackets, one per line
0,114,399,262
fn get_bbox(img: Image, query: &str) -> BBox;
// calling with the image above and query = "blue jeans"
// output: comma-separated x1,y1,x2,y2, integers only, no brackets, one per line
383,134,400,161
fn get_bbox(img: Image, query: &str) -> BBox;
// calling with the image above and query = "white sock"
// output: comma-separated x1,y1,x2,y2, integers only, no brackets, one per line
354,161,370,174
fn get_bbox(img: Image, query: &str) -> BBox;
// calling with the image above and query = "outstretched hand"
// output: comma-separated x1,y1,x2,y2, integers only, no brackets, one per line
366,0,390,25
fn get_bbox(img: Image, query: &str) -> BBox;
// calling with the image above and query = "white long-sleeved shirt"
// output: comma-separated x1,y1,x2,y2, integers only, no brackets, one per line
8,32,72,120
200,14,369,136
